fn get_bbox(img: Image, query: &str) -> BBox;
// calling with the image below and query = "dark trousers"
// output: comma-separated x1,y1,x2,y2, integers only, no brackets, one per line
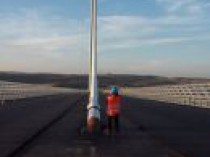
108,115,120,133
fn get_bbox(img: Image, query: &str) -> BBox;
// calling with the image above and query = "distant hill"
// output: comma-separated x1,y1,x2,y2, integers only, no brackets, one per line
0,72,209,89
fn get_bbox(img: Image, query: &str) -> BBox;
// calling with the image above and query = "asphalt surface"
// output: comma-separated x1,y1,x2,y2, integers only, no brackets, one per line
0,94,210,157
0,94,83,157
122,96,210,157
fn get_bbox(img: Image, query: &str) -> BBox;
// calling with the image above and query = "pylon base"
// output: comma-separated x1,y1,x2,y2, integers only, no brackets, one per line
87,117,100,133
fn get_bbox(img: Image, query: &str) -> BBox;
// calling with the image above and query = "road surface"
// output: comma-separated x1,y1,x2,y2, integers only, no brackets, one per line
0,94,210,157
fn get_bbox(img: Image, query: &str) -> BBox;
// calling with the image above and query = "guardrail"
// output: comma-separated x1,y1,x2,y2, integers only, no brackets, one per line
123,83,210,108
0,81,86,105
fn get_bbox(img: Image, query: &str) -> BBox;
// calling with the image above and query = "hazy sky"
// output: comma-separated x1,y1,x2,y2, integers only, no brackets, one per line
0,0,210,77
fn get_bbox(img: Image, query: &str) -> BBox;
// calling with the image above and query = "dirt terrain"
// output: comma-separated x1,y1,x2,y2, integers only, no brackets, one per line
0,72,210,89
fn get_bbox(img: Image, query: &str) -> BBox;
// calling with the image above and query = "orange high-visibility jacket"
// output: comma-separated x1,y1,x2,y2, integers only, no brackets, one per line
106,94,122,117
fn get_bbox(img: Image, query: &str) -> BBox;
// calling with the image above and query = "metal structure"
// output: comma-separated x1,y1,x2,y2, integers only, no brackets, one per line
124,83,210,108
87,0,100,132
0,81,84,105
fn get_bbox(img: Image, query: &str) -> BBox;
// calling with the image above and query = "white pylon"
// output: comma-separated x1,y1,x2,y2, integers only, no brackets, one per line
87,0,100,132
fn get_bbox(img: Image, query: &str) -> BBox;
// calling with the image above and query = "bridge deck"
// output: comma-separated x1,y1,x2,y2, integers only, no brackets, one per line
0,94,210,157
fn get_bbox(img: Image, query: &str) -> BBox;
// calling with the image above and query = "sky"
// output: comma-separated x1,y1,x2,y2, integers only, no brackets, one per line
0,0,210,77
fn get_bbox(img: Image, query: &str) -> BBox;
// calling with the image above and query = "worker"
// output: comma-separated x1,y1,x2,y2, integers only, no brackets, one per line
106,86,122,135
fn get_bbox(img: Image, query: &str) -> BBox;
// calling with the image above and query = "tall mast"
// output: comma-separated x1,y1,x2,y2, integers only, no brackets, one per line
87,0,100,132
